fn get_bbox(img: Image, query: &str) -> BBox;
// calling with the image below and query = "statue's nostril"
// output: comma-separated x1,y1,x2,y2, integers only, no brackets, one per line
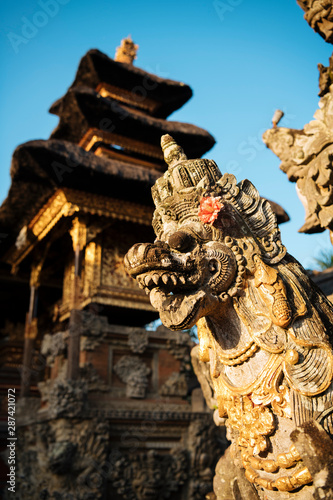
168,231,192,252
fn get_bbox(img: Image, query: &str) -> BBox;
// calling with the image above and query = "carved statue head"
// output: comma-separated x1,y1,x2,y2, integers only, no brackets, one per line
125,134,286,331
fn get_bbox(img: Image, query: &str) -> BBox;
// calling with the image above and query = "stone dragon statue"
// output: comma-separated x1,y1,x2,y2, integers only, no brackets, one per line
124,135,333,499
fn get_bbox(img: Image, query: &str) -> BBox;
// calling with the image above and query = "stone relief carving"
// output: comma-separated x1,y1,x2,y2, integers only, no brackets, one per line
113,355,151,398
80,362,110,392
297,0,333,43
109,448,188,500
159,371,188,397
188,417,228,500
12,418,110,500
101,228,144,289
39,378,88,418
263,83,333,236
128,329,149,353
41,331,67,366
79,311,109,351
124,135,333,499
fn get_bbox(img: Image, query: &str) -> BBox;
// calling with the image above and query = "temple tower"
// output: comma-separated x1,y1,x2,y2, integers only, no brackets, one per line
0,40,228,499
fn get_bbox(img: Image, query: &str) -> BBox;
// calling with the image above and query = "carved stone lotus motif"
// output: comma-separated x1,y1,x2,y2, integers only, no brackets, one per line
124,135,333,499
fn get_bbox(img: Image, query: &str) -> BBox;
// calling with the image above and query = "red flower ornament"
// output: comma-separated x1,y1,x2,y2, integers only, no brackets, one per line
198,196,224,225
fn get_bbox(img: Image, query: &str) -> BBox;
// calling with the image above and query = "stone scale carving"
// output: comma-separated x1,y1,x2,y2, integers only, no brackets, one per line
124,134,333,499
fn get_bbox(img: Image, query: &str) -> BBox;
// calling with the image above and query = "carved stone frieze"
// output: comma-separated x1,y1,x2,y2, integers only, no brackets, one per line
109,448,188,500
187,417,228,500
12,417,110,500
80,362,110,392
124,135,333,499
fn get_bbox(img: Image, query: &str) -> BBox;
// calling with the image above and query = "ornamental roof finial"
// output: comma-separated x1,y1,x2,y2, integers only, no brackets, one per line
115,35,138,64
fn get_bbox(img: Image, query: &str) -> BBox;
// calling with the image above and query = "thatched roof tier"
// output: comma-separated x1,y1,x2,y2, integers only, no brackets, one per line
50,87,215,158
49,49,193,119
0,139,162,244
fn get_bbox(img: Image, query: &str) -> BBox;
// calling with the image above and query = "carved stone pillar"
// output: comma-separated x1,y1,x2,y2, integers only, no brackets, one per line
67,217,86,380
20,262,42,396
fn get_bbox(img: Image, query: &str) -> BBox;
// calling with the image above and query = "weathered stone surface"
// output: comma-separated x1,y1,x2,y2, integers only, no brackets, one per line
318,53,333,96
109,448,189,499
125,134,333,499
6,418,110,500
127,329,149,353
113,355,151,398
263,83,333,235
297,0,333,43
41,331,67,366
291,420,333,499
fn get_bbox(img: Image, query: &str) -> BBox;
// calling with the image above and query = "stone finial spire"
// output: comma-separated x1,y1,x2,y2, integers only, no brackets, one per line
161,134,188,168
115,35,138,64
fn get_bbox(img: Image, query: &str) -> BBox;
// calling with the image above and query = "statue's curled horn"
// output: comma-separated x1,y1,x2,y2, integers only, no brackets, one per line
124,135,333,499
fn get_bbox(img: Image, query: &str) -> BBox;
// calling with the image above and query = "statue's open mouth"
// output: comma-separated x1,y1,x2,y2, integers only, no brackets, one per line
135,269,211,330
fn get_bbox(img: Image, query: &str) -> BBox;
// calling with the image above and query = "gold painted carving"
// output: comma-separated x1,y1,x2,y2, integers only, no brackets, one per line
6,188,153,269
69,217,87,251
25,318,38,340
254,256,292,329
83,241,102,297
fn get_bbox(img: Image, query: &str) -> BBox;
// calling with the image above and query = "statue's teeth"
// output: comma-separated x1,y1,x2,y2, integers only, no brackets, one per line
152,274,160,286
170,275,177,286
137,277,145,289
162,274,169,285
179,276,186,285
145,275,153,287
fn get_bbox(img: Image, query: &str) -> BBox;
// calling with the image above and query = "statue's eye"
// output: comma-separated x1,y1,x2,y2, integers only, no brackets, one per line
168,231,193,252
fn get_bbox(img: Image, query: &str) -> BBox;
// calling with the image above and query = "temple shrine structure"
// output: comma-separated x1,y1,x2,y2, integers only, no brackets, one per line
0,37,227,500
0,38,292,499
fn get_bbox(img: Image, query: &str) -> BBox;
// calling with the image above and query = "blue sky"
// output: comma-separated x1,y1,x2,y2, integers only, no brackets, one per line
1,0,332,269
